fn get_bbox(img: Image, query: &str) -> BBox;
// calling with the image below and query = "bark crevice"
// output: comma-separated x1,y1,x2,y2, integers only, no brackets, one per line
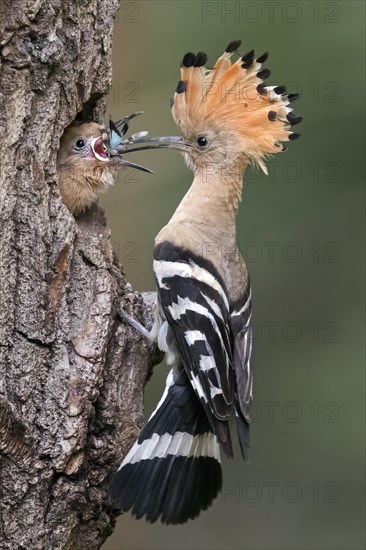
0,2,157,548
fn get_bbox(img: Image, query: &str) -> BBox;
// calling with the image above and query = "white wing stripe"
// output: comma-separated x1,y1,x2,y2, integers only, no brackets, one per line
154,259,229,310
190,372,208,402
168,296,211,322
209,381,223,398
169,296,230,364
232,288,252,317
199,355,217,372
184,330,206,346
201,292,225,321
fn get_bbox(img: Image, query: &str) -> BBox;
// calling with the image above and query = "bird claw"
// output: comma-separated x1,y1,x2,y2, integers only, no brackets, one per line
117,305,152,340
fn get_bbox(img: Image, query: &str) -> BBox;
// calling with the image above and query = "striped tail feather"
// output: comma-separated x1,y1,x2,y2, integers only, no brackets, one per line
108,369,222,524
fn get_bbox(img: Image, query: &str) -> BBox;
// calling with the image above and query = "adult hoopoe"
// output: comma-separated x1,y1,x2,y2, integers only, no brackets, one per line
57,113,153,216
108,40,302,524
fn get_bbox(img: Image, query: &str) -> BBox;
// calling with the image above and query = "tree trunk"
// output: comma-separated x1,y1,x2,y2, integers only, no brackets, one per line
0,2,157,548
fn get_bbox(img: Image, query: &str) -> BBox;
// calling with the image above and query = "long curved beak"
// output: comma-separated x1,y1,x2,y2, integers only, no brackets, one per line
116,159,154,174
107,112,190,173
108,134,191,174
115,136,191,155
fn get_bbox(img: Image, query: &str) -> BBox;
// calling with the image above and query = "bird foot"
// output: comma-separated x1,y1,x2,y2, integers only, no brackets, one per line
117,306,152,340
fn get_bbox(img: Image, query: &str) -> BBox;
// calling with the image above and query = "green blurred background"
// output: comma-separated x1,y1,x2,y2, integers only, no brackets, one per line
101,1,365,549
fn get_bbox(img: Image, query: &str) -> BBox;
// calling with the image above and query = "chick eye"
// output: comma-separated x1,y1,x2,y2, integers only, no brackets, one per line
197,136,209,148
75,139,86,149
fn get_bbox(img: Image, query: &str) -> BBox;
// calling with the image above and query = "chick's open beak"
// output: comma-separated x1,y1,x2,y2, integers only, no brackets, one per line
92,134,154,173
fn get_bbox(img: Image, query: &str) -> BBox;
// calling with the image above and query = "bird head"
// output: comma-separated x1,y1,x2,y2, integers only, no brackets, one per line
125,40,302,175
56,114,154,215
57,115,154,174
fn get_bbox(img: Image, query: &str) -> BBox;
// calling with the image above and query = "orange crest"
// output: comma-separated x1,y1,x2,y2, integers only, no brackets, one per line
171,40,302,171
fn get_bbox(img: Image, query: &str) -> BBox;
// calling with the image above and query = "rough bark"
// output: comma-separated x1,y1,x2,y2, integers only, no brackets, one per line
0,2,158,548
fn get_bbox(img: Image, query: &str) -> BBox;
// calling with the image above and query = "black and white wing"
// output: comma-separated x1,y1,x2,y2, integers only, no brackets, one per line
154,241,234,457
230,283,253,460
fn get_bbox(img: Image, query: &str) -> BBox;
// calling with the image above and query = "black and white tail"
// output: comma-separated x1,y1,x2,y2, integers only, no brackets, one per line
108,368,222,524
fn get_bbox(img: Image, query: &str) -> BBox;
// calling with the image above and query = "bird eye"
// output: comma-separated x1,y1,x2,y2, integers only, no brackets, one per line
75,139,86,149
196,135,209,148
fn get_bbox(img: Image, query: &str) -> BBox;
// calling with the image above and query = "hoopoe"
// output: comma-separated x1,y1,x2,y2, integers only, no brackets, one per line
108,40,302,524
56,113,153,216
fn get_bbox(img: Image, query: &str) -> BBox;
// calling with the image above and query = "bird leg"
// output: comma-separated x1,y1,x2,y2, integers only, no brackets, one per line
117,305,152,340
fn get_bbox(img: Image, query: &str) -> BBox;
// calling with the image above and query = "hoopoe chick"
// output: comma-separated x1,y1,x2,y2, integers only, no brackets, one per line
109,40,302,524
57,116,152,216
